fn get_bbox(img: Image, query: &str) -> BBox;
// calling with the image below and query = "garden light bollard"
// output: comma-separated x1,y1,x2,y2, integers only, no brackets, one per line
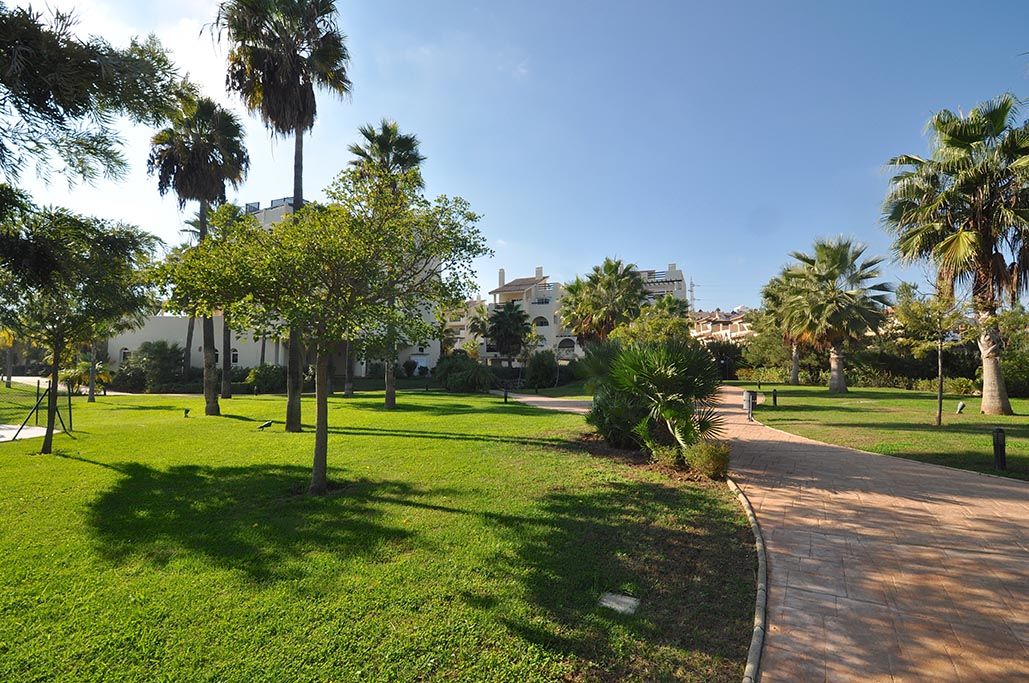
772,389,778,407
956,401,966,414
993,428,1006,471
504,388,508,403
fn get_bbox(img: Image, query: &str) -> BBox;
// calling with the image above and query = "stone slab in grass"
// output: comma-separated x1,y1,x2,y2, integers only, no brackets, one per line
0,425,53,441
599,592,640,615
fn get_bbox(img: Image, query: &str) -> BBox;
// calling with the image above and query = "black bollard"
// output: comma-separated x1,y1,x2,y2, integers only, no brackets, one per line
772,388,778,407
993,428,1006,470
503,388,508,403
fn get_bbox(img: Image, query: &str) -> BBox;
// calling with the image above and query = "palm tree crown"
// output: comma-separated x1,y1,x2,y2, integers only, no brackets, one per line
215,0,352,136
559,257,647,343
348,119,426,179
147,96,249,208
488,301,531,363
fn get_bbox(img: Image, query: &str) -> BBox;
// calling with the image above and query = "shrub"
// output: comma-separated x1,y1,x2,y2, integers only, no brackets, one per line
524,350,558,388
737,367,789,384
111,341,183,393
417,365,429,378
1001,347,1029,398
246,364,287,393
684,441,731,480
586,384,648,449
560,358,580,384
402,359,418,378
912,377,980,396
433,355,495,393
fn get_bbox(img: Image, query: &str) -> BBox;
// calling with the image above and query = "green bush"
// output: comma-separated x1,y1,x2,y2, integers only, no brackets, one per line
1002,348,1029,398
736,367,789,384
402,359,418,378
912,376,980,396
433,355,495,393
586,384,648,450
246,364,287,393
111,341,184,393
524,350,558,388
684,441,731,480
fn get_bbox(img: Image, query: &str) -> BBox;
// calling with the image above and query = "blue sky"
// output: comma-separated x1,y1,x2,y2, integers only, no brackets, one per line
17,0,1029,306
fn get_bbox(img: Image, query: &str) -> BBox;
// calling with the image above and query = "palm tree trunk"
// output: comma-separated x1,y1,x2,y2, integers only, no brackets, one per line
183,316,195,378
308,350,330,496
828,343,847,394
202,316,220,415
87,341,97,403
935,336,944,427
221,313,232,399
285,129,305,432
977,312,1013,415
41,338,61,454
4,345,12,388
789,343,800,386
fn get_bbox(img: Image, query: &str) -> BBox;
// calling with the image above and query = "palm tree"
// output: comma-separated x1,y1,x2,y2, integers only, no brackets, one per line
487,301,531,367
780,238,892,394
347,119,424,409
761,271,804,385
148,95,249,416
559,258,647,343
884,94,1029,415
215,0,352,431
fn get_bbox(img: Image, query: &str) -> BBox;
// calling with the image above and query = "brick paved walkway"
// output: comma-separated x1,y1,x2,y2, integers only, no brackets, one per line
721,386,1029,682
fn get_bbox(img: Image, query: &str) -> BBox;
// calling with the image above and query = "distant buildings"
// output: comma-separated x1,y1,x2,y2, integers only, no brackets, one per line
691,307,754,343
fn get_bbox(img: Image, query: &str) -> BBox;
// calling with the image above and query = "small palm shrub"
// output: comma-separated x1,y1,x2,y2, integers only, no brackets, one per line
587,384,648,449
684,441,731,480
111,341,184,393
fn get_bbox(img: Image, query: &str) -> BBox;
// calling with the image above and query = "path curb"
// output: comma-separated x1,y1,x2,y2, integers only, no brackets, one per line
728,476,766,683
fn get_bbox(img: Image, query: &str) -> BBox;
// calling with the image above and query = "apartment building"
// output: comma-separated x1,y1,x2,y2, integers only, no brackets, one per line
692,307,754,343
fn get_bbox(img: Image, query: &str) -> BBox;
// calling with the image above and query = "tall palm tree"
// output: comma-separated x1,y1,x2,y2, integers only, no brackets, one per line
488,301,531,367
761,271,804,385
559,258,647,343
780,238,892,394
884,94,1029,415
148,95,249,416
347,119,424,409
215,0,351,431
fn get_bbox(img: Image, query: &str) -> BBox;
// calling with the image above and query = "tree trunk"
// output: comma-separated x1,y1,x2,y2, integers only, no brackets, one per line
935,336,944,427
202,315,220,416
87,341,97,403
308,350,330,495
4,345,12,388
285,129,305,432
384,355,396,409
183,316,195,378
41,339,61,454
789,343,800,386
221,313,232,399
343,339,354,397
828,343,847,394
259,336,266,365
977,312,1013,415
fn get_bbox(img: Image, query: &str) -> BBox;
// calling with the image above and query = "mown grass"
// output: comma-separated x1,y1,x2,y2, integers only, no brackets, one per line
0,383,754,682
744,383,1029,480
534,380,592,400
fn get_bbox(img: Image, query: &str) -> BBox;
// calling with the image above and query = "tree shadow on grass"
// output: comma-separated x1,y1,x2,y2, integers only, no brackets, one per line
482,479,756,681
76,455,431,583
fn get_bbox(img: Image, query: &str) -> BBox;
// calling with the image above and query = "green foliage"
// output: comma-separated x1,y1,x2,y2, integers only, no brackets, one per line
246,364,287,393
559,258,648,343
432,354,494,393
911,377,979,396
112,341,184,393
401,359,418,378
706,340,744,380
684,441,731,480
736,367,790,384
609,299,694,346
487,301,531,364
586,383,648,449
524,350,558,388
0,6,180,182
348,119,426,180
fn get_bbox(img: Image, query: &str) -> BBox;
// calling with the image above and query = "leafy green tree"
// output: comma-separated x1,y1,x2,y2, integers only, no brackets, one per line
0,209,157,453
610,297,694,346
780,237,892,394
488,301,531,367
347,119,425,408
893,282,968,426
884,94,1029,415
760,272,806,385
0,4,180,184
215,0,352,432
559,258,647,343
148,95,249,416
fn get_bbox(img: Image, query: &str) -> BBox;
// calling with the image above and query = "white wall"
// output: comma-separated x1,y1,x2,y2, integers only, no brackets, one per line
105,315,281,370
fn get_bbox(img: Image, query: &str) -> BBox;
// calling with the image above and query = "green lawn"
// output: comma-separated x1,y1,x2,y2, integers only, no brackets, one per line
745,383,1029,480
0,384,754,682
533,380,592,400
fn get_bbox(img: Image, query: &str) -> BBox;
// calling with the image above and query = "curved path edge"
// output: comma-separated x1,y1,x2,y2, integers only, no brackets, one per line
728,476,768,683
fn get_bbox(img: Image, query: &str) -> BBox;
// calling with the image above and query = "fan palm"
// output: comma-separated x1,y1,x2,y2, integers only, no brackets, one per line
347,119,424,408
559,257,647,343
884,93,1029,415
215,0,351,431
487,301,531,367
148,95,249,416
780,238,892,394
761,271,804,385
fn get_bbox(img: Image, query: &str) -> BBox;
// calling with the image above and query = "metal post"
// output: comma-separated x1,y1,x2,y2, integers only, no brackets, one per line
504,388,508,403
35,380,40,425
746,391,754,422
67,389,72,432
993,428,1006,471
772,389,778,407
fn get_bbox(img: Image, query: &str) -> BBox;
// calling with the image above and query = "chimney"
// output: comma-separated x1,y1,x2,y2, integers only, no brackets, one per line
498,268,506,287
535,266,544,279
668,263,677,273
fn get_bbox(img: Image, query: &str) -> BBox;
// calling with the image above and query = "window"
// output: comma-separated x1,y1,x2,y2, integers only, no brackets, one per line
119,348,131,362
231,348,239,365
558,339,575,350
213,348,219,363
532,316,549,327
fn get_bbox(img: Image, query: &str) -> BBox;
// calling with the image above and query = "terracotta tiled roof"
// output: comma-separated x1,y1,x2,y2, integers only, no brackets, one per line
489,276,546,295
